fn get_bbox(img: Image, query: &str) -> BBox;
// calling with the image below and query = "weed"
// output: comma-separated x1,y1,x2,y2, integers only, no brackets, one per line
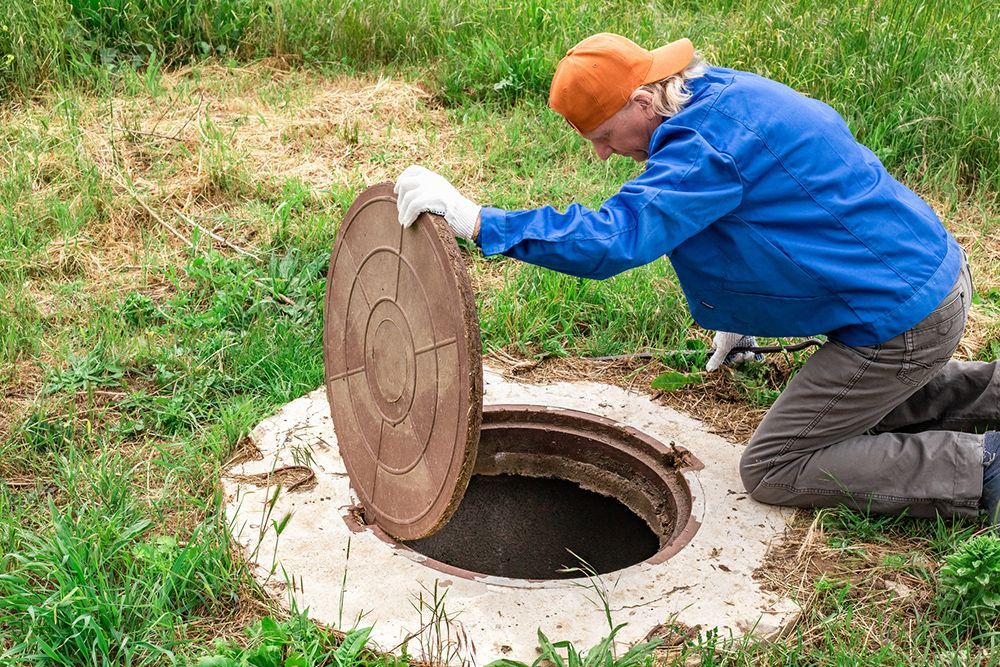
980,340,1000,363
17,411,76,453
0,454,240,665
198,116,253,197
817,505,907,544
650,369,704,391
482,555,665,667
192,613,387,667
658,337,711,371
731,361,785,407
488,625,661,667
42,341,126,396
120,291,167,327
405,581,475,667
936,535,1000,632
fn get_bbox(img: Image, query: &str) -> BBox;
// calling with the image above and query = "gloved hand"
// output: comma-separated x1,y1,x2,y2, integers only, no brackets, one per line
706,331,763,372
393,165,481,241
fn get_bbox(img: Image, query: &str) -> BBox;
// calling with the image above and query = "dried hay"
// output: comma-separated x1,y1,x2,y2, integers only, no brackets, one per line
755,510,942,657
98,67,454,202
179,574,285,649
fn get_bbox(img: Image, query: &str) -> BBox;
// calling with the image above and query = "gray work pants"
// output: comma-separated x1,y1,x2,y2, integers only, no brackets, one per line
741,257,1000,518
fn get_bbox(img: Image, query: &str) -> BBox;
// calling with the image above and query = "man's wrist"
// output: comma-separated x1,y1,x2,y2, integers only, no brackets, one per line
449,198,481,241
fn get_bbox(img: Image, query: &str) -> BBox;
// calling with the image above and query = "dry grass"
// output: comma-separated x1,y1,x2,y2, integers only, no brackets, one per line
99,62,456,208
1,62,460,300
0,64,460,442
486,348,774,444
179,572,287,649
0,353,48,451
749,509,967,662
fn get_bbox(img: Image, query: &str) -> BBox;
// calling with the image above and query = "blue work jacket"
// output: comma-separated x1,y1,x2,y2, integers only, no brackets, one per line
476,66,962,346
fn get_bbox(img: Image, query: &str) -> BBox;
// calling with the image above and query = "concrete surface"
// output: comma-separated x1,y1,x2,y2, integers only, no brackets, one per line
222,367,799,663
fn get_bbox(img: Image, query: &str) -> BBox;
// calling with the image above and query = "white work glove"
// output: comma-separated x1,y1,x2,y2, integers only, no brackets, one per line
393,165,481,241
706,331,761,372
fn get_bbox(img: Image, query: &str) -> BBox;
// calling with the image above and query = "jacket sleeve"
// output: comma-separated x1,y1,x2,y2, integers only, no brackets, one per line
476,126,743,279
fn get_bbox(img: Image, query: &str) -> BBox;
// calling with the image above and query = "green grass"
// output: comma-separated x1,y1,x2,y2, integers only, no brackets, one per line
0,482,237,665
0,1,999,663
478,261,690,358
0,223,331,662
3,0,999,198
192,615,398,667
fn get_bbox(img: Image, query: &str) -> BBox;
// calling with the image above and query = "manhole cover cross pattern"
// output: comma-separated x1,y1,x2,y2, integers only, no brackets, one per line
323,183,482,540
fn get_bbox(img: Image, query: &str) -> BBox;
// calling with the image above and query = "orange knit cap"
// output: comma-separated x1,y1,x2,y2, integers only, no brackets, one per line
549,34,695,135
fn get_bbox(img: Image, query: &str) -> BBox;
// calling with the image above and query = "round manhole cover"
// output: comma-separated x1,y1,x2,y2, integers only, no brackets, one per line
323,183,483,540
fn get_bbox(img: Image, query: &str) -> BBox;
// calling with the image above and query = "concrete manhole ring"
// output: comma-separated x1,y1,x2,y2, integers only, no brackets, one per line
223,369,799,663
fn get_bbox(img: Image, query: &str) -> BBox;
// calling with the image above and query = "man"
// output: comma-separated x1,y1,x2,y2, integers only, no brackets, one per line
393,33,1000,526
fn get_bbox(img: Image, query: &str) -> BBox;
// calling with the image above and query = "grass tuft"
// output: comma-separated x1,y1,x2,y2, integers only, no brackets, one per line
0,455,240,665
936,535,1000,633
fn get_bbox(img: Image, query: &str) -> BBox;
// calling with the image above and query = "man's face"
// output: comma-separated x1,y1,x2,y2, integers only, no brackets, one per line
582,95,661,162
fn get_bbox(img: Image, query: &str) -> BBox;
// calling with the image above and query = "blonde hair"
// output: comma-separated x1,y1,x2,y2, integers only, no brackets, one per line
638,54,709,118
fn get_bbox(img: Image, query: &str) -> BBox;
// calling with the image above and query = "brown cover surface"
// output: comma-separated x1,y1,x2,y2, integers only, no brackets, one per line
323,183,483,540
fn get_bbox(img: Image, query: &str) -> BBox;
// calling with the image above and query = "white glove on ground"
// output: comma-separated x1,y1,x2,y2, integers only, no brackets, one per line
706,331,760,372
393,165,481,241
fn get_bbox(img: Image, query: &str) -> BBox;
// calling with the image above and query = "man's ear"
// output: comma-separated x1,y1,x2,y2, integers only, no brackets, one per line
630,88,657,118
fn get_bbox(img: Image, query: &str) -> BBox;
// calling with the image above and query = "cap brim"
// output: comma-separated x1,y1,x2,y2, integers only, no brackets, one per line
644,38,695,84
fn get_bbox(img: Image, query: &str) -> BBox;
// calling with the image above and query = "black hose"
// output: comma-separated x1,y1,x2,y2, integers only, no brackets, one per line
585,338,824,362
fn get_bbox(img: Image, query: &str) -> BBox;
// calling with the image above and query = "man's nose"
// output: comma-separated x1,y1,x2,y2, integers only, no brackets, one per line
593,142,613,161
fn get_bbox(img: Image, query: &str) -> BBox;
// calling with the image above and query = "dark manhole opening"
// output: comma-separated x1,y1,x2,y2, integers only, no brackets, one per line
363,406,702,581
403,473,659,580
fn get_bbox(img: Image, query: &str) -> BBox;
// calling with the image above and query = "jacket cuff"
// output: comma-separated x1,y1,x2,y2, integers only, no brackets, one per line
476,207,508,256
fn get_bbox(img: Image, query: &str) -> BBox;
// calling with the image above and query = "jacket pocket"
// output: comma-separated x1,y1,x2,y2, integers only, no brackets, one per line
718,220,826,299
723,292,845,337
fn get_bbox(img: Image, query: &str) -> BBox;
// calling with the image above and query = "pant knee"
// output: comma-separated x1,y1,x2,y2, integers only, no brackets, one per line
739,441,769,500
